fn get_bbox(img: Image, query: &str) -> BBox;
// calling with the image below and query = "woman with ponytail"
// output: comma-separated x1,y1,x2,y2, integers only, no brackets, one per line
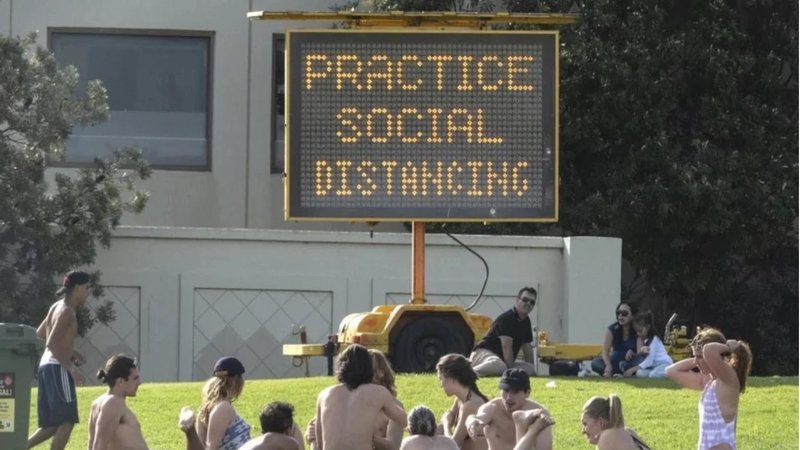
436,353,489,450
581,394,650,450
666,327,752,450
180,357,251,450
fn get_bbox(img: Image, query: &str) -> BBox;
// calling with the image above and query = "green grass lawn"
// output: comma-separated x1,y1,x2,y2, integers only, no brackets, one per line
27,375,798,449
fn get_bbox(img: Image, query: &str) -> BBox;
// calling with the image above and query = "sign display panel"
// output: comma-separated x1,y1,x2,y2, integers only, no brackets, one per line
286,30,558,221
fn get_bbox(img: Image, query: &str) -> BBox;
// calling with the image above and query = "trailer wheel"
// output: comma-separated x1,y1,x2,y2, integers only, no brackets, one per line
391,316,472,373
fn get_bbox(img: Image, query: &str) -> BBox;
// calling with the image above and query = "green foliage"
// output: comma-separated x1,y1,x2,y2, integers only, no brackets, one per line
387,1,798,374
0,33,151,335
30,375,799,449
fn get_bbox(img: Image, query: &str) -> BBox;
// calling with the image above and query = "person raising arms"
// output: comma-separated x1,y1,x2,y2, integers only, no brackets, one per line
666,327,752,450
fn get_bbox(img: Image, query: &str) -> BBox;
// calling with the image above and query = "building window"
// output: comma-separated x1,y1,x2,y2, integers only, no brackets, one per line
50,29,213,170
271,35,285,174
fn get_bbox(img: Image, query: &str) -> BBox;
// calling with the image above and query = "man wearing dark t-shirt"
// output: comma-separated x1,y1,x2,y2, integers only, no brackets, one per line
469,287,537,376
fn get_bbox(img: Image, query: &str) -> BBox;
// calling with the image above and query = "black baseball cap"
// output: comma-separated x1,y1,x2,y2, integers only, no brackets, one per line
214,356,245,376
498,368,530,391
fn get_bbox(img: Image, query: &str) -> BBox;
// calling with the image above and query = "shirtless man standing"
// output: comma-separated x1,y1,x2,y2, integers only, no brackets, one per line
27,270,91,450
88,354,148,450
466,369,553,450
314,344,407,450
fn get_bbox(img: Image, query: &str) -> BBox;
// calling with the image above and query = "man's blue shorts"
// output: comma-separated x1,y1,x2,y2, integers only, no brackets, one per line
37,364,79,428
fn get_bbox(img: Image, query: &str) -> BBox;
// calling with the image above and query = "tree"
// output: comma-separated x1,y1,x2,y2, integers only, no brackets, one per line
0,33,152,335
374,0,798,374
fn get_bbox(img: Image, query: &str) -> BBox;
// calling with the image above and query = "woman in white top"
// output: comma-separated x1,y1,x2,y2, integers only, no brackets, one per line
623,311,673,378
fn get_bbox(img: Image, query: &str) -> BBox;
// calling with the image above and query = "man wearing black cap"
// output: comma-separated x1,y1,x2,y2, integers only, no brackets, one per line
470,287,538,377
465,368,553,450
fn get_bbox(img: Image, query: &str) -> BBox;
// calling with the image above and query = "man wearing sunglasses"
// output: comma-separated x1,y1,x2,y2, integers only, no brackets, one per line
469,287,538,377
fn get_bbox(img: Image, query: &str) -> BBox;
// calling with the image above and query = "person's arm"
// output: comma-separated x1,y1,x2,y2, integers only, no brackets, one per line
499,336,515,367
449,401,477,446
90,399,124,450
290,422,305,450
441,400,458,436
466,402,494,438
315,395,324,450
702,341,740,388
521,342,535,363
36,312,48,340
205,403,235,450
665,358,705,390
380,390,407,430
601,329,613,377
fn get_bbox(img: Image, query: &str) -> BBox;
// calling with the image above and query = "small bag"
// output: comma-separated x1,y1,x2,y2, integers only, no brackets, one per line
548,359,579,376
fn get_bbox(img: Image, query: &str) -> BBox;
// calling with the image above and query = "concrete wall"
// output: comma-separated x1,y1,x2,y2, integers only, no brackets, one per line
8,0,403,233
70,227,621,382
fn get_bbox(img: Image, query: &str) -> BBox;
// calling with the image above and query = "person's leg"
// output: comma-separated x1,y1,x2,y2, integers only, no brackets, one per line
49,423,74,450
26,427,57,448
472,356,507,377
511,361,537,376
610,351,627,374
648,363,670,378
470,349,508,377
590,357,606,375
512,409,554,450
635,367,652,378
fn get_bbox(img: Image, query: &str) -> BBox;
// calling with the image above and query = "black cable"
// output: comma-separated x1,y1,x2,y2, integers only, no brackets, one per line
442,228,489,312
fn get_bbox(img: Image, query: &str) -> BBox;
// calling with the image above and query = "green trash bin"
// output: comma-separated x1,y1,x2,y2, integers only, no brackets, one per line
0,323,42,450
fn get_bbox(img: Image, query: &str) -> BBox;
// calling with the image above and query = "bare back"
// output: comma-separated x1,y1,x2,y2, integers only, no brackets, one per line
239,432,300,450
316,383,406,450
38,300,78,366
401,435,460,450
596,427,638,450
89,394,148,450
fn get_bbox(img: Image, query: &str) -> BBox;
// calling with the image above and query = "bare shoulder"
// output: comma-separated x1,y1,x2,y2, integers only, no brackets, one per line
435,435,460,450
597,428,634,450
525,400,550,415
52,302,77,323
93,395,124,415
463,396,485,413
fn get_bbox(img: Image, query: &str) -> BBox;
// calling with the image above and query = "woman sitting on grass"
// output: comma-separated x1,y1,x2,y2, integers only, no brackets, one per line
436,353,489,450
580,394,650,450
666,327,752,450
179,357,251,450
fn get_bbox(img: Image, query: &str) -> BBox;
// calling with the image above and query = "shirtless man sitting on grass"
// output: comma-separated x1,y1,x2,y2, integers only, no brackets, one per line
239,401,302,450
88,354,148,450
466,369,554,450
314,344,407,450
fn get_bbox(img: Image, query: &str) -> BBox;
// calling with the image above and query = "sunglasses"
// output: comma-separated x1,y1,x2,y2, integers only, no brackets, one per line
520,297,536,306
616,310,630,317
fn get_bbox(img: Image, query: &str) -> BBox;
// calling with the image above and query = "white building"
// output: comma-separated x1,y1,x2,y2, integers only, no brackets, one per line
3,0,620,382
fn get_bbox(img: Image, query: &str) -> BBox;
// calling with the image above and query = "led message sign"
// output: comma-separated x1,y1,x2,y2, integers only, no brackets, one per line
285,30,558,221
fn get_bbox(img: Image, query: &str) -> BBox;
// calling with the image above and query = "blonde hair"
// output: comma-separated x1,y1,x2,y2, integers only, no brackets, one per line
198,372,244,425
369,349,397,397
692,327,752,393
582,394,625,429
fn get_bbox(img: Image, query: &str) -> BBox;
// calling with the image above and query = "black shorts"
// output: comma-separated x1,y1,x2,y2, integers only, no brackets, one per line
37,364,79,428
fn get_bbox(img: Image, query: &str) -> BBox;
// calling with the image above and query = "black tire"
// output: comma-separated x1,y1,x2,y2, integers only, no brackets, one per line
390,316,472,373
